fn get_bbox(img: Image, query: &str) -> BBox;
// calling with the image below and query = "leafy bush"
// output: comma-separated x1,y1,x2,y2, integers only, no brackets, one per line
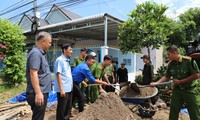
153,65,167,81
134,75,143,84
153,65,172,106
0,19,26,87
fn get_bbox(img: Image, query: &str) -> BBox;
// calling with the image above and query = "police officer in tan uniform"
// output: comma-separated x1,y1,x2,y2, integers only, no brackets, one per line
150,45,200,120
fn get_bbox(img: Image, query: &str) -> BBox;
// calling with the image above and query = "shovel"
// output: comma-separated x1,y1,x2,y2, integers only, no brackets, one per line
87,83,121,91
130,81,173,93
137,81,173,88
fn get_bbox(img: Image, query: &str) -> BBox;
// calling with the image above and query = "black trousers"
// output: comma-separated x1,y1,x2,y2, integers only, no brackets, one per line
104,76,115,92
73,83,85,112
56,92,72,120
26,93,48,120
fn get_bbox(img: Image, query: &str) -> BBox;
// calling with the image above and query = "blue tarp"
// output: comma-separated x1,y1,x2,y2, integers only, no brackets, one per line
6,90,58,108
180,108,189,116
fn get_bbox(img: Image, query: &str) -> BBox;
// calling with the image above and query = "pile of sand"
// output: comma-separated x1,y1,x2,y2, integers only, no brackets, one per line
119,85,157,98
74,92,139,120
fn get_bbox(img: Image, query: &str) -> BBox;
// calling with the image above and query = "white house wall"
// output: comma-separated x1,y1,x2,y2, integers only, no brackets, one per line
119,52,135,82
155,46,164,71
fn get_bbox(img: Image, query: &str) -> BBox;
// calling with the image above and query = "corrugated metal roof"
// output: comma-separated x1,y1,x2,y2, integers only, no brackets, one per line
24,13,123,33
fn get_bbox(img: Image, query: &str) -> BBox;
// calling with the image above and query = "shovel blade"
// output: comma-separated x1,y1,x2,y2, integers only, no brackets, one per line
130,83,140,93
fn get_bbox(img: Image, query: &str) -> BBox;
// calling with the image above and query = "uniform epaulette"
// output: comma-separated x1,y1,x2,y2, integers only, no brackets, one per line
99,66,104,70
183,56,191,60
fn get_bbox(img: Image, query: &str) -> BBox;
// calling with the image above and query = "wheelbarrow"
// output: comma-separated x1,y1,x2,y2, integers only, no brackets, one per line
119,85,158,118
119,81,173,118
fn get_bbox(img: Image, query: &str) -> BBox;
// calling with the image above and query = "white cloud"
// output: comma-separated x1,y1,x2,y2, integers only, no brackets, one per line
135,0,149,4
166,0,200,19
134,0,200,20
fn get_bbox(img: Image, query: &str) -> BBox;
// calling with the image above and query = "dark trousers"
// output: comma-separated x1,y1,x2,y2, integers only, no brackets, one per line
56,92,72,120
73,83,85,112
26,93,48,120
104,76,115,92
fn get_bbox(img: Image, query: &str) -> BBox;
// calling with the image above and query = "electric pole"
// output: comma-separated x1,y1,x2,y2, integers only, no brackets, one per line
32,0,38,41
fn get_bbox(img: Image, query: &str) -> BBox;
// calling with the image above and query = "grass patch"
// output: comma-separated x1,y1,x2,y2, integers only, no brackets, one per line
0,83,26,102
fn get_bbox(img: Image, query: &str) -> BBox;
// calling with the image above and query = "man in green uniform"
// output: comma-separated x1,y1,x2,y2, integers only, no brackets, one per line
86,52,99,103
95,55,113,93
150,45,200,120
103,64,115,92
73,48,88,67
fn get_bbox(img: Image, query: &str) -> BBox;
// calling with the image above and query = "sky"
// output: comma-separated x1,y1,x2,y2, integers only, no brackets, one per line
0,0,200,22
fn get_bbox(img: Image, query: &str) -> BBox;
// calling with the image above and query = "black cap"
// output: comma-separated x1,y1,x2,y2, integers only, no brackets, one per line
141,55,149,59
80,48,88,52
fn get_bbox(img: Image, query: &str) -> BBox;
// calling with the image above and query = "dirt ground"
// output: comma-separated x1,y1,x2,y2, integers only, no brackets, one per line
18,106,189,120
18,93,189,120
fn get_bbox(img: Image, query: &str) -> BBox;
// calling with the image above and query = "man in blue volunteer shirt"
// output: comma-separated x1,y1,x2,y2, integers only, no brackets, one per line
72,55,109,112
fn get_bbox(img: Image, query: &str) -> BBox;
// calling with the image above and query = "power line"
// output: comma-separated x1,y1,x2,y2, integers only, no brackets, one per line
7,0,118,22
8,0,87,20
0,0,26,13
101,0,126,19
0,1,34,16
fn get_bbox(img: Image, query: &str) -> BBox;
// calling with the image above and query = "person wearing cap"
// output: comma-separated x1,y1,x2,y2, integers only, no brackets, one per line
117,62,128,86
26,31,52,120
94,55,113,93
54,43,73,120
150,45,200,120
72,55,109,112
141,55,154,85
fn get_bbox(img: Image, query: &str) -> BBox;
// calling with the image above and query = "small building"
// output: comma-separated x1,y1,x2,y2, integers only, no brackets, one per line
19,5,163,82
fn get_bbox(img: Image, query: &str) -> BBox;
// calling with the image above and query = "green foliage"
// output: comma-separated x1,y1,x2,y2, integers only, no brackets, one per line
179,8,200,45
166,18,187,47
134,75,143,84
0,19,26,87
118,1,172,54
153,65,172,106
153,65,167,81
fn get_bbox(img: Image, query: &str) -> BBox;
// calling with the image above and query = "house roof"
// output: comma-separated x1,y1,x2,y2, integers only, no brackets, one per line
24,13,123,44
18,14,50,27
58,6,81,20
45,4,81,20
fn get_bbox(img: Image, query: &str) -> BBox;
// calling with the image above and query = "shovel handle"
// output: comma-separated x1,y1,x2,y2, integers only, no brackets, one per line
139,81,173,87
154,81,173,86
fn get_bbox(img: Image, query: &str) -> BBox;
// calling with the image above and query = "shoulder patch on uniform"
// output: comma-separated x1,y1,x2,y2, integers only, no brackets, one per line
99,66,104,70
183,56,191,60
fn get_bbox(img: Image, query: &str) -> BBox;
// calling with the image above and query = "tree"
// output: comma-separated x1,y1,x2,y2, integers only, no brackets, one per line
0,19,26,87
117,1,172,59
179,8,200,43
166,18,186,47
